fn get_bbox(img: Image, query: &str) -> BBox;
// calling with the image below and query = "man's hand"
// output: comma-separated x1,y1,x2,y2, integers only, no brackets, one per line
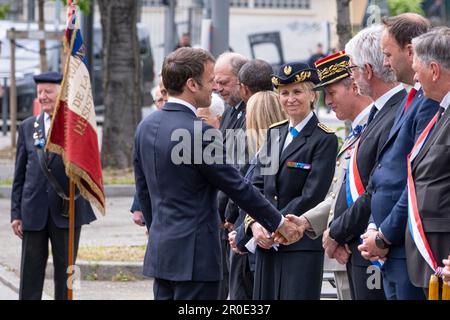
333,245,352,265
323,228,339,258
132,211,145,226
442,256,450,285
251,222,274,249
224,221,234,232
273,218,302,245
285,214,311,236
11,219,23,239
228,230,245,255
358,230,389,261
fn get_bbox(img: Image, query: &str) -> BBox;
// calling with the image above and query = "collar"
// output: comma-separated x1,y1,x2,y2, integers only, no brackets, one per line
168,97,197,116
373,84,404,112
289,111,313,133
441,91,450,111
352,103,372,130
413,82,422,91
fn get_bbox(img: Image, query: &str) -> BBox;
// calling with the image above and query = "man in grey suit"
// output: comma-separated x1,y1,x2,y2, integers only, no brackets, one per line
134,47,301,300
404,27,450,293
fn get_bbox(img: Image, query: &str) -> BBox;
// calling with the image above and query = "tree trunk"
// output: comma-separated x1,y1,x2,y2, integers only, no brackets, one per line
98,0,142,169
38,0,48,71
336,0,352,51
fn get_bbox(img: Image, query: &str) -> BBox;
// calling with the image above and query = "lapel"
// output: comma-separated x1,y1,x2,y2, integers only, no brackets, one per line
386,89,423,148
412,106,450,171
279,114,318,165
338,131,359,158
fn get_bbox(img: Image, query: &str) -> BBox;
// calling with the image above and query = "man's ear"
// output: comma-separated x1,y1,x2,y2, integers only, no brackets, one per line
405,43,414,61
185,78,198,93
429,61,441,82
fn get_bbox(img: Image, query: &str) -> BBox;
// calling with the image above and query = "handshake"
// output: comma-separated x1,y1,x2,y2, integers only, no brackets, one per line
272,214,311,245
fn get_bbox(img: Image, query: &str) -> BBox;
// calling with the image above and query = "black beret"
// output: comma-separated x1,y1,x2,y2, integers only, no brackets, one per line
271,62,320,88
33,71,63,84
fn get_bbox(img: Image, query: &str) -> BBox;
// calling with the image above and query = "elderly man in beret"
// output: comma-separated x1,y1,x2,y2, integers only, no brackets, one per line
11,71,96,300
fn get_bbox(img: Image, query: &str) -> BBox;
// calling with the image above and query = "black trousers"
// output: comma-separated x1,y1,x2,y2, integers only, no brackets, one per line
346,260,386,300
153,278,220,300
229,250,253,300
19,216,81,300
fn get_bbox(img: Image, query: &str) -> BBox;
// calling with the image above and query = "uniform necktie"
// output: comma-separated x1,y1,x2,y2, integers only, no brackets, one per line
346,124,364,140
367,104,378,125
403,87,417,113
289,127,299,138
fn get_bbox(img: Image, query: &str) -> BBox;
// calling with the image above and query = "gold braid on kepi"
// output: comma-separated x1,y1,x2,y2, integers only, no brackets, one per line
313,50,351,91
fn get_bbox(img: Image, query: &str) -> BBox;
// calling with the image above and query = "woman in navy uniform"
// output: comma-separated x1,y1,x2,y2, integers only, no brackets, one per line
248,63,338,299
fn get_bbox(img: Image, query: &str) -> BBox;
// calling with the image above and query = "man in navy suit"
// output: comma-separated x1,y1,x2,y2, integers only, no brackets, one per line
344,13,440,299
133,47,301,300
11,72,96,300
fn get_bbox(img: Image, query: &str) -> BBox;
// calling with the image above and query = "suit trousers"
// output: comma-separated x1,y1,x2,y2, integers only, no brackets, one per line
228,250,253,300
19,215,81,300
218,230,230,299
153,278,220,300
346,260,386,300
381,258,426,300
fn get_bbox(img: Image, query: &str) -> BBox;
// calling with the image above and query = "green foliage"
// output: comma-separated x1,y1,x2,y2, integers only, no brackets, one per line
58,0,92,15
387,0,425,15
0,4,10,19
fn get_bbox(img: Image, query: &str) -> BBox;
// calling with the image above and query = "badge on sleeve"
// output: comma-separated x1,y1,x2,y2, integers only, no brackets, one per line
287,161,311,170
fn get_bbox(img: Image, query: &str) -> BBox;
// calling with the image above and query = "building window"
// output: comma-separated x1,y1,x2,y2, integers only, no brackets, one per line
231,0,311,9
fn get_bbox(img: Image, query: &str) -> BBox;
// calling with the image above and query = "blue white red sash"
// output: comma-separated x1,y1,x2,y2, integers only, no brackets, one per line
346,141,364,207
407,111,443,276
346,140,384,268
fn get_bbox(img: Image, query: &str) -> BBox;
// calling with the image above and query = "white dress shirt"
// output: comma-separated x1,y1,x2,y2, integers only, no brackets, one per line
282,111,314,151
168,97,197,116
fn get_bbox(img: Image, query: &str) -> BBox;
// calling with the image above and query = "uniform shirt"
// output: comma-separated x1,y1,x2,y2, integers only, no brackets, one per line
283,111,314,151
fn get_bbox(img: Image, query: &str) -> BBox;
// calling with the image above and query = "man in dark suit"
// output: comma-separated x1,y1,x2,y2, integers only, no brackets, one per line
322,25,405,300
346,14,440,300
133,47,300,300
11,71,97,300
387,27,450,294
213,52,249,299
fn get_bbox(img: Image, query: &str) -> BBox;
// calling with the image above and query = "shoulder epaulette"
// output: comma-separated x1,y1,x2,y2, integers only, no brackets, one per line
269,119,289,129
317,123,335,134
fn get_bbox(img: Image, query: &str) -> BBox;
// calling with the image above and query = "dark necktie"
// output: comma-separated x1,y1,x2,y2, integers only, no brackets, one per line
367,104,378,125
403,87,417,113
437,106,446,122
346,124,364,140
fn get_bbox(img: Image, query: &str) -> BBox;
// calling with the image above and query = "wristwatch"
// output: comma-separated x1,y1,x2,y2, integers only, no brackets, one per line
375,232,390,249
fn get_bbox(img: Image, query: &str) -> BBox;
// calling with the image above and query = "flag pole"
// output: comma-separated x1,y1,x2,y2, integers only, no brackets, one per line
68,180,75,300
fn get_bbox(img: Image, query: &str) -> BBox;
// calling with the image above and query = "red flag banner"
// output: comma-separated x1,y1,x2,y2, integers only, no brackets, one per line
46,1,105,214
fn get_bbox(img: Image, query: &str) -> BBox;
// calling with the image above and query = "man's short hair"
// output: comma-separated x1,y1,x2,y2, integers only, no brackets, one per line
162,47,215,95
382,13,430,47
412,27,450,70
215,52,248,77
238,59,273,93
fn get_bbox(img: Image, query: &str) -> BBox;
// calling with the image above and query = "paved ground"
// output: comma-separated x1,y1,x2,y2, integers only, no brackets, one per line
0,283,17,300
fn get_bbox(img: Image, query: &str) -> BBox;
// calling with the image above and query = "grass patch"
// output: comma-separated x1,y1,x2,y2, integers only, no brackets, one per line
0,178,12,185
102,167,135,185
77,245,145,262
112,270,136,282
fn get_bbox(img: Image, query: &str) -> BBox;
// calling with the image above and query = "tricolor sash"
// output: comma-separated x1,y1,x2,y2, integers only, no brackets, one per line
407,111,443,276
346,141,364,207
346,140,384,268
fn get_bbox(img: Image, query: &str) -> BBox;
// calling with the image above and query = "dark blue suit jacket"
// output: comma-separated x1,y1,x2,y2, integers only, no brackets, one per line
134,102,282,282
11,114,96,231
369,89,439,258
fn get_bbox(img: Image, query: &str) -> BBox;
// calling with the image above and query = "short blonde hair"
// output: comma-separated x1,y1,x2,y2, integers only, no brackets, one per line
276,81,319,110
246,91,287,154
